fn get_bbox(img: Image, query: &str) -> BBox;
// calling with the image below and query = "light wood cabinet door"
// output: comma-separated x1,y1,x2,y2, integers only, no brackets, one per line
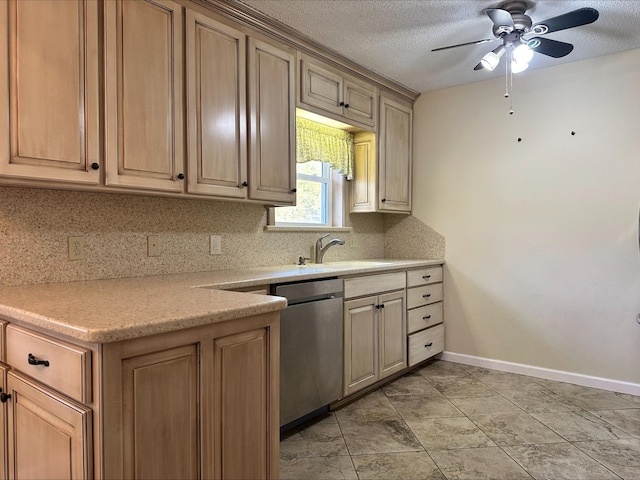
378,291,407,379
378,94,412,212
212,327,275,480
300,58,343,117
0,365,6,480
6,371,92,480
104,0,185,192
186,11,247,198
247,38,296,204
343,78,377,128
344,297,378,396
0,0,100,185
351,132,377,212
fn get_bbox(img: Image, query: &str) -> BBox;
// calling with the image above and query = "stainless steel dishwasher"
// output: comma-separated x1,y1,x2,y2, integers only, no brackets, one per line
272,278,343,431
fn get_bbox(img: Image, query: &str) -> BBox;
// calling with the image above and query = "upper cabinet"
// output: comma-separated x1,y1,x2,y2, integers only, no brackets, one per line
299,55,377,130
104,0,185,193
185,11,247,199
247,38,296,205
0,0,100,185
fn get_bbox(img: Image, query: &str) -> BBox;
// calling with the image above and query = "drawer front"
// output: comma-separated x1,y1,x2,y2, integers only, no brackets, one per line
407,302,443,334
407,266,443,288
408,324,444,367
407,283,443,309
344,272,405,299
6,325,91,403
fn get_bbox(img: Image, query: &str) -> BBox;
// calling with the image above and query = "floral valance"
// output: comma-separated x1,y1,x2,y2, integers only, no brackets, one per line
296,117,354,178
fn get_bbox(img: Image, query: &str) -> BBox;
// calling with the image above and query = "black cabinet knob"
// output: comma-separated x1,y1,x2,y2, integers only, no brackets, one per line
291,188,297,193
339,101,345,106
177,173,185,180
242,181,248,187
381,198,386,203
0,392,11,403
91,163,99,170
344,103,350,108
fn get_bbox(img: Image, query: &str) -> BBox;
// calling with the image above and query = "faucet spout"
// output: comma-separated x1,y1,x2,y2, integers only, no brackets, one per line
315,233,345,264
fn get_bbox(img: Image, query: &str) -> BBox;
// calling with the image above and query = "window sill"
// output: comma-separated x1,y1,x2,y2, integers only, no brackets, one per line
264,225,353,233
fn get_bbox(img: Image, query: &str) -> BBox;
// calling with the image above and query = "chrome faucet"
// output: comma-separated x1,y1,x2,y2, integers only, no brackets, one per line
315,233,345,264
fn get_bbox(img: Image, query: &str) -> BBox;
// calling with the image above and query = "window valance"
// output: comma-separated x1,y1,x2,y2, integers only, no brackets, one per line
296,117,354,178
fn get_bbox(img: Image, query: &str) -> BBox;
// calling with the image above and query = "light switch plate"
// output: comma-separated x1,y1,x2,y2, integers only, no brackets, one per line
209,235,222,255
147,236,160,257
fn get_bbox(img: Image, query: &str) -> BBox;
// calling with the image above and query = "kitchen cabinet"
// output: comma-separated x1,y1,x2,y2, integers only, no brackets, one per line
0,0,100,186
0,365,6,480
350,94,413,213
299,55,378,129
406,266,445,366
186,11,247,199
104,0,185,193
247,38,297,205
343,273,406,396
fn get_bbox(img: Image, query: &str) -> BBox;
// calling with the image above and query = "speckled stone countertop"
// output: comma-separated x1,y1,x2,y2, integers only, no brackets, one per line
0,259,443,344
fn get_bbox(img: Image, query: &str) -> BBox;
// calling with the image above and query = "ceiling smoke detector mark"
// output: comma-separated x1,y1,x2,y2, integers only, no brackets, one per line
68,236,85,261
147,236,161,257
209,235,222,255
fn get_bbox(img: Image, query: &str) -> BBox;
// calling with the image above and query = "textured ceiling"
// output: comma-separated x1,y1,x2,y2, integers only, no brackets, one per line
238,0,640,93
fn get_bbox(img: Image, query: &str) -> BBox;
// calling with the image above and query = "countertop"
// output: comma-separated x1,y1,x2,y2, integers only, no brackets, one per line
0,259,444,344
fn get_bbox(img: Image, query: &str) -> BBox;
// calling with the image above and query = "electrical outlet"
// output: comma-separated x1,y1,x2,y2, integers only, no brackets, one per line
68,236,84,260
350,236,359,248
147,236,160,257
209,235,222,255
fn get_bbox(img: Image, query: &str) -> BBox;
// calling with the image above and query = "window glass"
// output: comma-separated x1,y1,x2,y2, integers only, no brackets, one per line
275,161,330,226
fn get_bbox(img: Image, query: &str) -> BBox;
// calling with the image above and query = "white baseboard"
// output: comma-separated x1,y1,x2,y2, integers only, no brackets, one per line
440,351,640,396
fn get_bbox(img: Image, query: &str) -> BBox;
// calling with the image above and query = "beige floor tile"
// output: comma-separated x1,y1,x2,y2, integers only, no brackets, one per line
340,419,423,455
382,372,441,396
406,416,496,450
449,394,523,416
279,456,358,480
334,389,401,424
499,387,582,413
389,394,463,420
351,451,446,480
532,410,633,442
428,375,496,398
469,413,565,446
573,438,640,479
591,409,640,437
418,360,471,381
429,447,533,480
540,383,637,410
477,372,546,391
503,443,620,480
280,421,349,460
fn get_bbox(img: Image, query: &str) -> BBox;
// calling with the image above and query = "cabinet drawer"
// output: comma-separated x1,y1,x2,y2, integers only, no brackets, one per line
407,283,443,309
6,325,91,403
408,324,444,367
407,302,443,334
407,267,443,288
344,272,405,299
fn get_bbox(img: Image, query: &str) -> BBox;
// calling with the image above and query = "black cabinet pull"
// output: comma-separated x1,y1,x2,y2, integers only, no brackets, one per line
242,181,248,187
423,294,431,298
381,198,386,203
425,342,433,348
177,173,185,180
380,304,385,309
339,101,345,106
0,392,10,403
423,315,432,320
28,353,50,367
344,103,350,108
291,188,297,193
91,162,100,170
422,275,431,280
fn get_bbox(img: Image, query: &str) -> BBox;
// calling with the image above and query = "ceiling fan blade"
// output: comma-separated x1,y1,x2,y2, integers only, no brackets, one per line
532,8,599,34
431,38,495,52
486,8,515,30
528,37,574,58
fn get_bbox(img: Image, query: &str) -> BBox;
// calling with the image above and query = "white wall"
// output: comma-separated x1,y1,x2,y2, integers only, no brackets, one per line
413,48,640,384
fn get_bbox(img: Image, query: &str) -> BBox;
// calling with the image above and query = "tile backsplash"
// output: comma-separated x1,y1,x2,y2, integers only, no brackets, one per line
0,187,444,287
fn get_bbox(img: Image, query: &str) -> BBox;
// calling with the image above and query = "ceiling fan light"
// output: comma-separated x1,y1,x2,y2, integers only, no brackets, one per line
511,59,529,73
480,45,506,71
513,43,534,64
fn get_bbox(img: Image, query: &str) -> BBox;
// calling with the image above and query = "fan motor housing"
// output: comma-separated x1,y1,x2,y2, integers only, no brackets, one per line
492,1,533,36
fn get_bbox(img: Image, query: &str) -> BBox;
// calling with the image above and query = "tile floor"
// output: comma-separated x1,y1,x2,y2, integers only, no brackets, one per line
280,360,640,479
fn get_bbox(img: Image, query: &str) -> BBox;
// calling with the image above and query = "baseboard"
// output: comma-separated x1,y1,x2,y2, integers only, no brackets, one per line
440,351,640,396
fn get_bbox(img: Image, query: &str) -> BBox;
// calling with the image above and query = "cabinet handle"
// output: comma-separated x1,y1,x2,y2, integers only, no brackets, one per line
422,275,431,280
423,294,431,298
0,392,10,403
423,315,432,320
380,304,385,309
177,173,185,180
344,103,350,108
381,198,386,203
28,353,50,367
339,101,345,106
425,342,433,348
291,188,297,193
242,181,248,187
91,162,100,170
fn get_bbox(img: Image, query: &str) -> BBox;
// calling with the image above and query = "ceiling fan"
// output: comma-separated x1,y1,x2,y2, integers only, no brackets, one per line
432,1,599,73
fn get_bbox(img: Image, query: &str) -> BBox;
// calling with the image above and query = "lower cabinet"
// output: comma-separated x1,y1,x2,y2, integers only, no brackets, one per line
5,370,92,480
102,312,279,480
343,273,407,397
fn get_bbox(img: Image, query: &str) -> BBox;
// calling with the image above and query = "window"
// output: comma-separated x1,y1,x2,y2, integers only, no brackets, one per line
275,161,332,226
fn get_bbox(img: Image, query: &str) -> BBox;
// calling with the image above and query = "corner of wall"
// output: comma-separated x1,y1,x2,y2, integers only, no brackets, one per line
383,214,445,260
